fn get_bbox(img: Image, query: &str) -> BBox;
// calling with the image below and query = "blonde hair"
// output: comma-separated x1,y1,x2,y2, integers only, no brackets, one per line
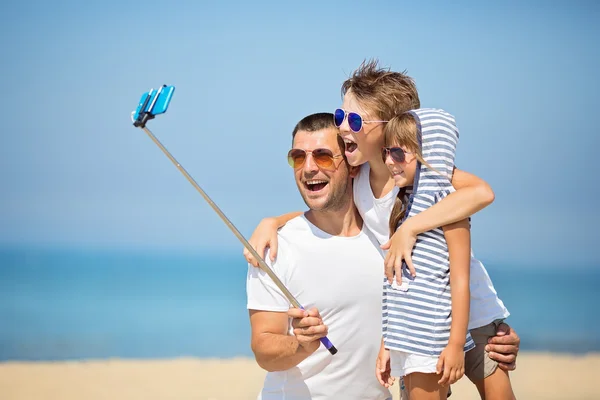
341,59,420,120
384,113,430,236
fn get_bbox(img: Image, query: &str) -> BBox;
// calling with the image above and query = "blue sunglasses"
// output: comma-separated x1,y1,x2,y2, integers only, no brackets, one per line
334,108,388,133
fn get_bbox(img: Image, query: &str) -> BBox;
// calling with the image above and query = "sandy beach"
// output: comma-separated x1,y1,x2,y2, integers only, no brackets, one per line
0,352,598,399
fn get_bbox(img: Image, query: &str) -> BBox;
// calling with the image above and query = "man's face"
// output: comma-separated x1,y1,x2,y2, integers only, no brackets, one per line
337,90,386,167
292,127,352,212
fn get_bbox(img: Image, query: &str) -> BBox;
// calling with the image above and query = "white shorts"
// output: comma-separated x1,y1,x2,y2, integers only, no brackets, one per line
390,350,438,377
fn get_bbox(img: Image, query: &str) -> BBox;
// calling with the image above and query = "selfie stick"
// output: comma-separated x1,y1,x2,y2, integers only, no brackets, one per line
132,86,337,355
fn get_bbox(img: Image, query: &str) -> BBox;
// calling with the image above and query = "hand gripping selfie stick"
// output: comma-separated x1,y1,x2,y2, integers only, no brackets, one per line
131,85,337,355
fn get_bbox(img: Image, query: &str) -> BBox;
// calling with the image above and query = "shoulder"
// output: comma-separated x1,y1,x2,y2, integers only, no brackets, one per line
273,215,311,258
277,215,310,240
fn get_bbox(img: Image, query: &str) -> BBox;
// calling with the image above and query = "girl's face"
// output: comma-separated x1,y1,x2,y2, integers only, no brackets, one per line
383,142,417,188
337,91,386,167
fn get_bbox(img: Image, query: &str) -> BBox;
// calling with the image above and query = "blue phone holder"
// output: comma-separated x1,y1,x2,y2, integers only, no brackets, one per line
133,85,175,128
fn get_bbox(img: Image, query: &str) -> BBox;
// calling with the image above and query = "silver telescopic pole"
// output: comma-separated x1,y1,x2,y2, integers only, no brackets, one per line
137,125,337,355
141,126,301,305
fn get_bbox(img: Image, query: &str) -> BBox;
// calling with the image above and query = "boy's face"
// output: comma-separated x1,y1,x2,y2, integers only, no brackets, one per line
337,91,386,167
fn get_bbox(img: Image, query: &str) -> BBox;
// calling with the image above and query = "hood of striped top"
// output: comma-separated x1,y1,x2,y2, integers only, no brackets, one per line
406,108,459,193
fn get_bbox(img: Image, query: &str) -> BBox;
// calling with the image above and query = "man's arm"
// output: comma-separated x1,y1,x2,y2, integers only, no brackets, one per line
244,211,303,267
249,307,326,372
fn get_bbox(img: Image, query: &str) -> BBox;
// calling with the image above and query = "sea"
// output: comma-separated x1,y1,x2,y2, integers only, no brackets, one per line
0,247,598,361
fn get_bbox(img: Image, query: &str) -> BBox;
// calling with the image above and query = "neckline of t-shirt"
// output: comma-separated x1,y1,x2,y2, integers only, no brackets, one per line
300,214,368,240
361,163,399,204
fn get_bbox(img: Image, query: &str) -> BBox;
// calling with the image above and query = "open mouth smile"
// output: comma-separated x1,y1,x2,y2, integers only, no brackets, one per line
304,179,328,192
343,138,358,153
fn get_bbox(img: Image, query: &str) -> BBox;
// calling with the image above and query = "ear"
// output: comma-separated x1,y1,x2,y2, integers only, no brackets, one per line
349,165,360,178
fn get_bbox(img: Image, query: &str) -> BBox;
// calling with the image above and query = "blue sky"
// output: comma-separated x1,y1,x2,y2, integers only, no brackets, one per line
0,0,598,267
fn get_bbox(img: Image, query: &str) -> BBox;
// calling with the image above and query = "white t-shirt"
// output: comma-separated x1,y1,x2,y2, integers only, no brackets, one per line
246,215,391,400
353,163,509,330
353,163,399,246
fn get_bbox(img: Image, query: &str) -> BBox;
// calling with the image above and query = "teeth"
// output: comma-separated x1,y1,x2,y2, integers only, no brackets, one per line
306,180,327,185
343,138,355,144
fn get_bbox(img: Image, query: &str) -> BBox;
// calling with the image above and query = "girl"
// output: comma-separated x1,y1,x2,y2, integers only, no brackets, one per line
380,109,514,400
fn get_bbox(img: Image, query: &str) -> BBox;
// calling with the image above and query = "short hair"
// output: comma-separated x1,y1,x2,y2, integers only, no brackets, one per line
291,112,344,152
341,59,420,120
292,112,336,138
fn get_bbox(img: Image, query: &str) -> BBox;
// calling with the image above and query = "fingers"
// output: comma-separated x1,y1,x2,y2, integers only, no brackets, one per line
438,364,451,386
242,247,259,267
287,307,308,319
490,324,520,346
387,376,395,388
485,344,518,356
243,241,266,268
288,308,324,331
448,366,463,385
293,324,328,337
486,348,517,365
487,333,519,345
269,234,278,263
436,354,444,375
384,252,394,284
305,307,322,319
495,322,510,336
404,254,416,278
394,255,403,285
375,358,385,385
375,357,395,388
288,307,321,319
497,361,517,371
487,321,519,371
385,251,417,286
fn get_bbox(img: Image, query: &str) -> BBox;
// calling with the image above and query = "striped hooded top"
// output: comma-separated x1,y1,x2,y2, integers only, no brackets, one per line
382,108,475,357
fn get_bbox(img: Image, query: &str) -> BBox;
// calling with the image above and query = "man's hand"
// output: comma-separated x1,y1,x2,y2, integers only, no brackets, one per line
243,217,279,267
288,307,328,354
381,220,417,285
486,323,520,371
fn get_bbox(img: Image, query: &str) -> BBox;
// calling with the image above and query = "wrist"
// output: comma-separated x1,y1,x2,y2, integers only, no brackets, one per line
298,340,320,355
447,339,465,348
264,216,280,229
401,217,419,236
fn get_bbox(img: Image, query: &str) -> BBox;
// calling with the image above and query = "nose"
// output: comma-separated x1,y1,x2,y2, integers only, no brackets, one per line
383,150,394,166
337,114,351,133
303,152,319,174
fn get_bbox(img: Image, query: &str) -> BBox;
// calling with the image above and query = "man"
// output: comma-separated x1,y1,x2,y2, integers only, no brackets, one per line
247,113,392,399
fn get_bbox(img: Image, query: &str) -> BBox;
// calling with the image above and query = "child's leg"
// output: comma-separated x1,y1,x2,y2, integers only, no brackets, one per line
404,372,448,400
473,367,515,400
466,320,515,400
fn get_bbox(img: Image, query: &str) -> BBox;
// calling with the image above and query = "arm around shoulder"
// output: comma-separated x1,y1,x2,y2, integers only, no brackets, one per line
244,211,303,266
451,167,495,210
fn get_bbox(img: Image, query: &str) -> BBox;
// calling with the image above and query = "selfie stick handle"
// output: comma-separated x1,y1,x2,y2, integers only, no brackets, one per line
137,124,338,356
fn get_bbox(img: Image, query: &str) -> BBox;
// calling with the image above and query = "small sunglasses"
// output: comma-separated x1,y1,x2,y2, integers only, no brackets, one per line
287,148,343,170
381,147,412,163
334,108,388,133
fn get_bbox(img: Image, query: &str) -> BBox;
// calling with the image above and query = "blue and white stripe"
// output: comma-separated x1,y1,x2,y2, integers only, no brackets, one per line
382,108,475,357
